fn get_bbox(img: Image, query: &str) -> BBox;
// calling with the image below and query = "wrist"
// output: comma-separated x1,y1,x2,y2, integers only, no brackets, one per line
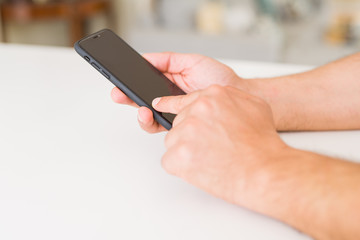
240,76,303,131
230,76,260,97
233,77,286,130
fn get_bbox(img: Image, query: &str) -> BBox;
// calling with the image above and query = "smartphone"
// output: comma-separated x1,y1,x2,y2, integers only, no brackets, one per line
74,29,185,130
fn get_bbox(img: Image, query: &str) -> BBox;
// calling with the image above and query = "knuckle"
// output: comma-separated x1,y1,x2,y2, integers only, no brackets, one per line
176,142,192,162
161,142,192,175
182,118,199,133
207,84,225,95
193,97,212,113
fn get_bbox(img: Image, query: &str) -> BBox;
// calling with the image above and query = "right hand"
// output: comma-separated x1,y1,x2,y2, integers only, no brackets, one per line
111,52,246,133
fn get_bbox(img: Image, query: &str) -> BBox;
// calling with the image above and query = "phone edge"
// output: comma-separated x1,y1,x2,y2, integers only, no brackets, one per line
74,33,172,130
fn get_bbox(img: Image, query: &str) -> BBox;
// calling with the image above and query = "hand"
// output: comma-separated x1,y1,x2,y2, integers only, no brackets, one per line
152,85,288,208
154,85,360,240
111,52,245,133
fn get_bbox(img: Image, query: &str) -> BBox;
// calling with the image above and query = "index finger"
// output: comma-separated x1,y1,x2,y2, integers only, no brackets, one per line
111,87,138,107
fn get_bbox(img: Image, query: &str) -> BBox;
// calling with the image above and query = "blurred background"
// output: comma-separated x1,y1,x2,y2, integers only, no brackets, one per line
1,0,360,65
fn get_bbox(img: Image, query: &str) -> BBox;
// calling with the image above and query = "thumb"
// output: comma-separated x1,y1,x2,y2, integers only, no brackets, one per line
152,92,198,114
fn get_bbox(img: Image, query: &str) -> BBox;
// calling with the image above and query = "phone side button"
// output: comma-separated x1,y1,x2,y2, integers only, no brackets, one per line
84,56,90,61
101,70,110,79
91,62,100,70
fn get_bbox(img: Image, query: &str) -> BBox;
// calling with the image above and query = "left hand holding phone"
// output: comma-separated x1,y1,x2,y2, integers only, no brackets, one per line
111,52,245,133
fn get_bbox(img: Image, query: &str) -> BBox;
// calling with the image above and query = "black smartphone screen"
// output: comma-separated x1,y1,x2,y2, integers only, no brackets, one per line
77,29,185,125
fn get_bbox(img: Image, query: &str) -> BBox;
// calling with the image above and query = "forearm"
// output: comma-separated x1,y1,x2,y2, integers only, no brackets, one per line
244,54,360,131
241,148,360,240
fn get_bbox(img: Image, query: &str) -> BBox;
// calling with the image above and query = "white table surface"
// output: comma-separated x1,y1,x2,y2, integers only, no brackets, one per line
0,44,359,240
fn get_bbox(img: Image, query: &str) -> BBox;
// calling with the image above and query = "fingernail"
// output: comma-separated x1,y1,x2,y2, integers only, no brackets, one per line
152,97,161,107
138,114,144,123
